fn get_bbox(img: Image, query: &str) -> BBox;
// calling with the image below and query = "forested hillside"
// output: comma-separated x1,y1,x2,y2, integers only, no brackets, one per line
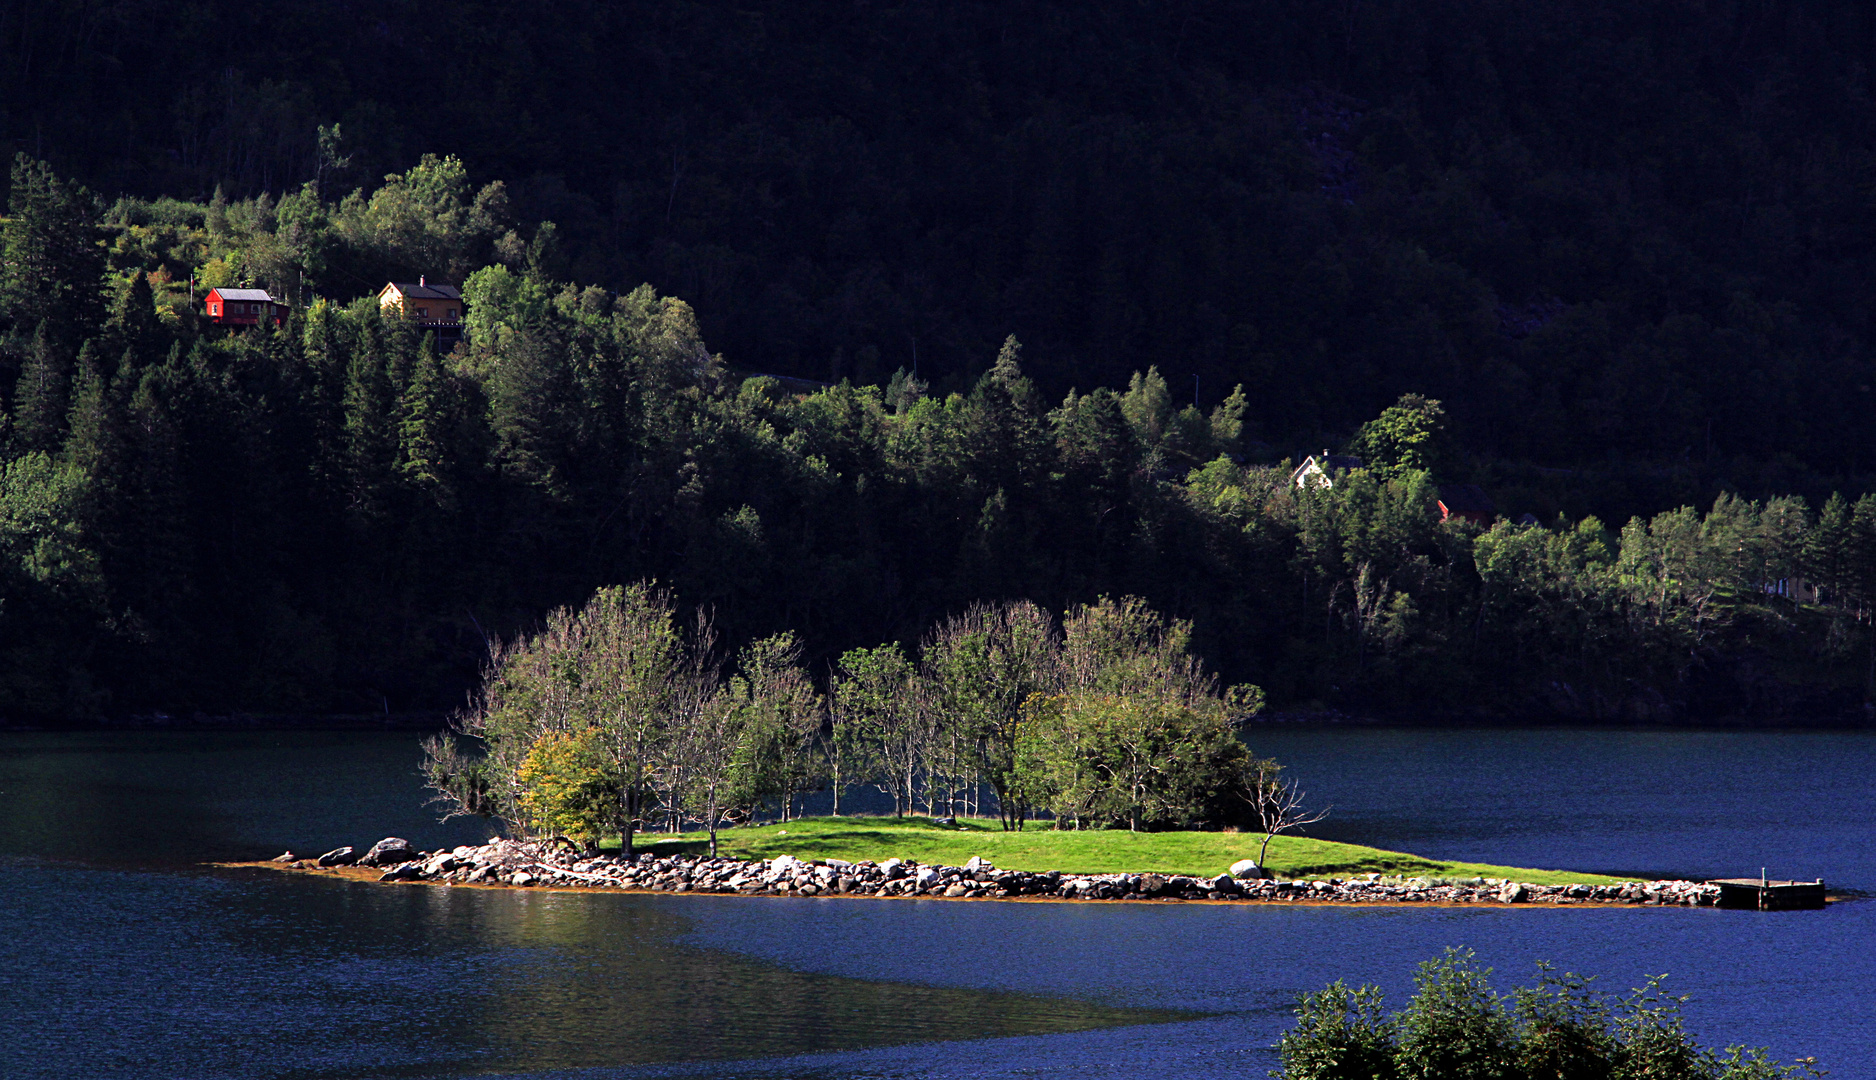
5,2,1876,723
8,0,1876,483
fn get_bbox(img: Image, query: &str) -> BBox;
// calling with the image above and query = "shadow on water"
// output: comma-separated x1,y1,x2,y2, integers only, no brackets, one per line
221,874,1192,1078
2,856,1192,1080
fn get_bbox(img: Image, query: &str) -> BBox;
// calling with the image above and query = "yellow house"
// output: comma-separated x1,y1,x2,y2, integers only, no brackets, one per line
377,278,464,340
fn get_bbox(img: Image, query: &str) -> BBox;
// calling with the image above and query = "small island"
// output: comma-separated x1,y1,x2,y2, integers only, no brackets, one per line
252,816,1727,908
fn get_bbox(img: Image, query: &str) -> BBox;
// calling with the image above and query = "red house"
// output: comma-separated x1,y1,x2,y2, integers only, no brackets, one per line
205,288,287,328
1437,484,1496,527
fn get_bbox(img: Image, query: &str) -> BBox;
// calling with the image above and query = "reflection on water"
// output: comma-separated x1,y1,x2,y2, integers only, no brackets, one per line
2,728,1874,1079
3,861,1183,1080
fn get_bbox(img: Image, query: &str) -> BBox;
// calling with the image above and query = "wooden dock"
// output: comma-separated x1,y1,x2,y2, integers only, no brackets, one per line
1711,876,1827,910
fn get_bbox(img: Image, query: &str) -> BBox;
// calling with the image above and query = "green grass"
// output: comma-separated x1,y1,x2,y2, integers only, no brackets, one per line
605,816,1627,886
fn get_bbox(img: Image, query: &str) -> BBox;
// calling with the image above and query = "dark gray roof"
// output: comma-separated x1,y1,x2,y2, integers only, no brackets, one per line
1439,484,1495,515
389,282,462,301
213,288,275,302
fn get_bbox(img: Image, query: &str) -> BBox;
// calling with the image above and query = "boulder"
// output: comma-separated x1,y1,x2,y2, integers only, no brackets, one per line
1138,873,1168,897
915,866,942,887
964,855,990,871
1212,873,1241,895
770,854,800,876
1498,882,1527,904
1229,859,1266,879
943,884,970,897
358,837,418,867
272,851,297,863
316,846,357,867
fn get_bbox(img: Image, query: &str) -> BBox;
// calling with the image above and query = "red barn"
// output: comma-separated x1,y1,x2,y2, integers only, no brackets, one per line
205,288,287,328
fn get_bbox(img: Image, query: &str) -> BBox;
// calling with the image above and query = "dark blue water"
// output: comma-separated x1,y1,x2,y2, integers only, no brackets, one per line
1,728,1871,1078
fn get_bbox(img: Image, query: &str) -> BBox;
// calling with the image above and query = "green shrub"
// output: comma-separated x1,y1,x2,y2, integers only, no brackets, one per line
1273,953,1820,1080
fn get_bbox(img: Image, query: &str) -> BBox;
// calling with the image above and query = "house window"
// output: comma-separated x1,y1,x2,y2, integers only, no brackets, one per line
417,306,428,318
445,307,457,320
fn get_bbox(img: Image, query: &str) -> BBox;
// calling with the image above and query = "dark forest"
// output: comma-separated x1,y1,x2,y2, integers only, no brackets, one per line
5,1,1876,722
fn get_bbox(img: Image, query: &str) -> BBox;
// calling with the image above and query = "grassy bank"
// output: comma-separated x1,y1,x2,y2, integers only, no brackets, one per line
609,816,1626,886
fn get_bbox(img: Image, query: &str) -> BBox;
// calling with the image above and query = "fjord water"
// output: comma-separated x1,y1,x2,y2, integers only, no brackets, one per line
1,729,1871,1079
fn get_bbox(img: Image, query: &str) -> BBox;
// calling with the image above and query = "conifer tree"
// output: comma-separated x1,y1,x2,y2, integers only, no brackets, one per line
62,342,123,478
0,155,105,345
342,315,396,515
12,321,71,452
104,271,164,366
397,333,457,506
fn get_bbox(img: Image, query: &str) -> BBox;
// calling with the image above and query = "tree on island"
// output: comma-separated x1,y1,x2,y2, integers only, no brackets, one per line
424,583,1287,842
1239,757,1330,870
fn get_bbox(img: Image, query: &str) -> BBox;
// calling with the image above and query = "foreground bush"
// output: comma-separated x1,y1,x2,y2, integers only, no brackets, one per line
1277,950,1822,1080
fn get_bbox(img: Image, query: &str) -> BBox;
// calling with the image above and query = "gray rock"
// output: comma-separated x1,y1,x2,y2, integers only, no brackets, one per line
1229,859,1266,879
915,865,941,887
272,851,297,863
358,837,418,867
943,884,969,897
1212,873,1241,895
1498,882,1527,904
316,846,357,867
1138,873,1167,896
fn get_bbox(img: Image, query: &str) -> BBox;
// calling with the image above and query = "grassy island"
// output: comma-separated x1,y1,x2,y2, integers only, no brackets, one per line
612,816,1625,887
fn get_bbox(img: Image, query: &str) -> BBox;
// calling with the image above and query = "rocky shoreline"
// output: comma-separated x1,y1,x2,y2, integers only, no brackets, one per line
265,836,1727,907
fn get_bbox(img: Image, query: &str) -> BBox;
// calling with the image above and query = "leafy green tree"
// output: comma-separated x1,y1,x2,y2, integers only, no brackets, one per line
515,728,621,848
1276,961,1817,1080
724,630,822,824
1393,949,1518,1080
1119,366,1174,448
920,599,1059,829
1277,981,1400,1080
830,643,924,817
1511,966,1616,1080
1015,690,1243,830
1347,394,1451,481
0,451,105,717
335,153,511,281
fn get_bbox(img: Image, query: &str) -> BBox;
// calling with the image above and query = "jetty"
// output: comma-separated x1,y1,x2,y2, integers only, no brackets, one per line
1711,873,1827,910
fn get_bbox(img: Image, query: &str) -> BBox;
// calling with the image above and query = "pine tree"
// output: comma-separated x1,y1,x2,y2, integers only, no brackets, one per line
397,333,457,507
0,155,105,345
62,341,124,478
1804,493,1854,604
342,314,397,515
104,270,165,366
12,321,71,451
